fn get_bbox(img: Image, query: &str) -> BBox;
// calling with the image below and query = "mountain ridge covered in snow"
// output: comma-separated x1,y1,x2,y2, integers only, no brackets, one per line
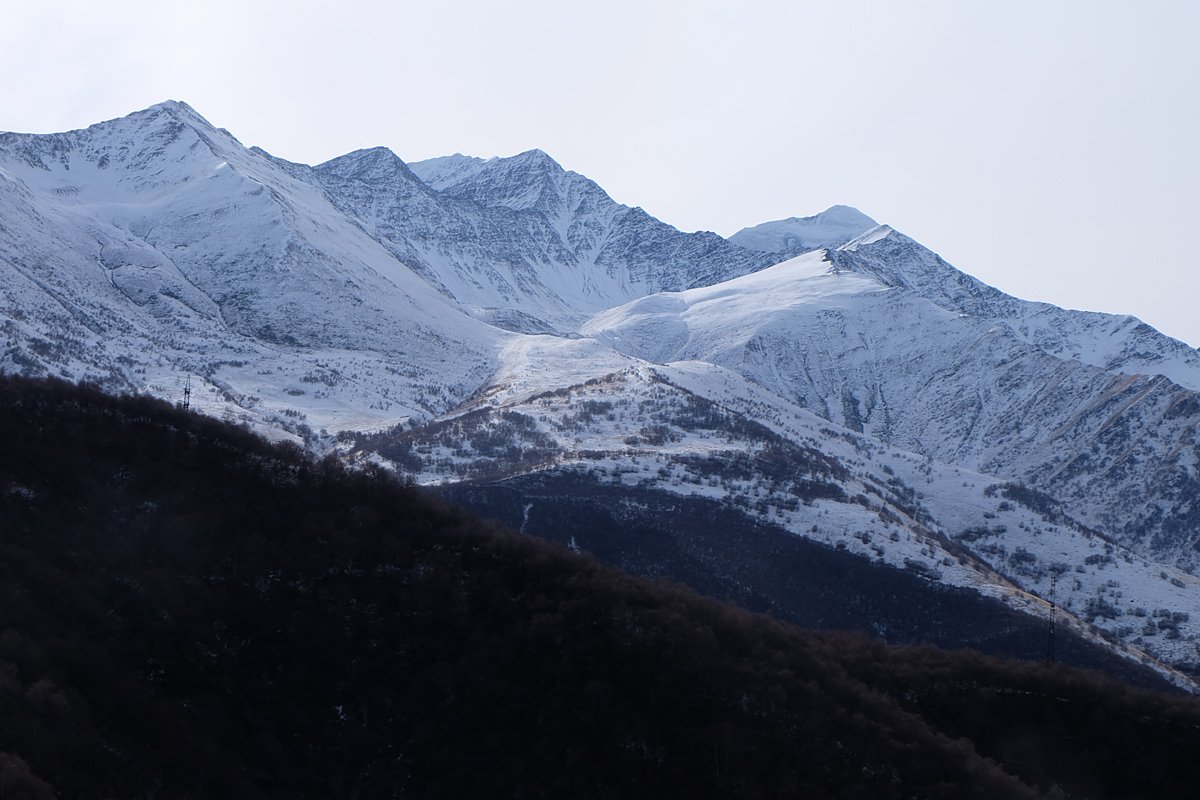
2,101,1198,688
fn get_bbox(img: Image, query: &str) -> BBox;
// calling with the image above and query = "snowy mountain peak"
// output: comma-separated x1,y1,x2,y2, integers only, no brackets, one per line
508,147,562,170
0,100,251,205
730,205,879,254
136,99,214,127
410,149,568,196
408,147,615,219
317,141,776,332
77,99,225,147
318,146,426,188
817,204,877,225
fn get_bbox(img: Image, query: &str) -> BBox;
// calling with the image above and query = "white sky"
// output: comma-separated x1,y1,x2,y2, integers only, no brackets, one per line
3,0,1197,345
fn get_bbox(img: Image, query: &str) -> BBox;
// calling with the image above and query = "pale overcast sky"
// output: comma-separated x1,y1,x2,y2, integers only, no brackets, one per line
3,0,1197,345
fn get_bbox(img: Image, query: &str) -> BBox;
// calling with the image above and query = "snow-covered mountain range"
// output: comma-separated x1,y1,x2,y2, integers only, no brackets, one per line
2,101,1198,688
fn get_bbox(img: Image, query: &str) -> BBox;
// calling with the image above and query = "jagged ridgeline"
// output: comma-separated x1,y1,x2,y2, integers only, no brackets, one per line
2,101,1200,690
2,375,1200,799
4,101,1200,684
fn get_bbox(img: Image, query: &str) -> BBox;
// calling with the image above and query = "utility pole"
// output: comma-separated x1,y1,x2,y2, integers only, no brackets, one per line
182,374,192,411
1046,572,1057,664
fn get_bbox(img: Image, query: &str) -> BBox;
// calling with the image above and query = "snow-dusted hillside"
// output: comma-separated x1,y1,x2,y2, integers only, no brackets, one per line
347,356,1199,688
2,101,1198,685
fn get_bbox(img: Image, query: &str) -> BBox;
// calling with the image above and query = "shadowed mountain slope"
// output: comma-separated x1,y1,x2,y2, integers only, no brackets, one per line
2,375,1200,799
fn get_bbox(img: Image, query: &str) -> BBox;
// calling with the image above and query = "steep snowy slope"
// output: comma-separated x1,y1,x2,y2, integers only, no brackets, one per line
340,150,777,330
583,246,1200,569
833,227,1200,390
0,102,502,431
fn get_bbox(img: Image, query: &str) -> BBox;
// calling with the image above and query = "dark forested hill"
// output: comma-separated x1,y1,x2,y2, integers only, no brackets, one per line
441,474,1183,692
1,376,1198,799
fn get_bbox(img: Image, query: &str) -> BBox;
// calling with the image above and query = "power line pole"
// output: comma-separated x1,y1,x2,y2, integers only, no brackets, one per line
182,374,192,411
1046,572,1057,664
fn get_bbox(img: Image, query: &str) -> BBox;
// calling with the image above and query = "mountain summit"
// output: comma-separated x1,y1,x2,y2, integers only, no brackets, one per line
730,204,879,253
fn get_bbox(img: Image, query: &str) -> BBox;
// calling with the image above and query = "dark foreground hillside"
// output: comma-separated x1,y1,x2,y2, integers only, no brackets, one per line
1,377,1198,799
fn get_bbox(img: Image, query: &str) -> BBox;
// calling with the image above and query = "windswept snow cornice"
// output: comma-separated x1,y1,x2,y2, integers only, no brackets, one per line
731,205,879,254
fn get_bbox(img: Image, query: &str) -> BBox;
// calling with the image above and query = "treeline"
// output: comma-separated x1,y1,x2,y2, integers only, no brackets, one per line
0,375,1198,798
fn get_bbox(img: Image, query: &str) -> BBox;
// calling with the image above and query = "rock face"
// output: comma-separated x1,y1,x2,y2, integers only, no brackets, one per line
316,147,774,332
2,101,1198,685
